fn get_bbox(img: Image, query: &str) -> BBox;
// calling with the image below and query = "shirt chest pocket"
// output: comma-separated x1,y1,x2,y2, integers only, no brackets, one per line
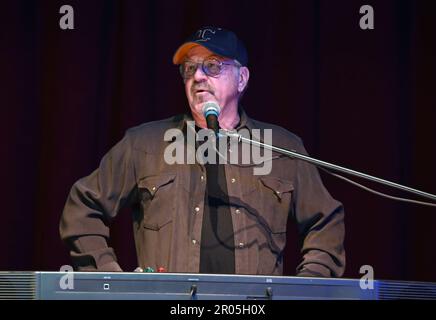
138,173,176,230
257,176,294,233
259,176,294,202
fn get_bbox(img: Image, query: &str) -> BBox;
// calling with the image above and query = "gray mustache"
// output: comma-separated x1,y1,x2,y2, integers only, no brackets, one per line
191,85,214,94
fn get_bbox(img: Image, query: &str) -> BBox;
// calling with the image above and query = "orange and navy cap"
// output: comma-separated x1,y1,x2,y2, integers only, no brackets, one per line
173,27,248,66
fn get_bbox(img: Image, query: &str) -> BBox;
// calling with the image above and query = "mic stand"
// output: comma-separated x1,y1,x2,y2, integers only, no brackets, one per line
220,131,436,203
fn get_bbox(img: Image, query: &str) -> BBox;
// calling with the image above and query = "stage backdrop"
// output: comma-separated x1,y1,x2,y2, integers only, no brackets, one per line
0,0,435,282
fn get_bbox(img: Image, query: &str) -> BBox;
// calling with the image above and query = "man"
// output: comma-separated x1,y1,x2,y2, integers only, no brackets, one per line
60,27,345,277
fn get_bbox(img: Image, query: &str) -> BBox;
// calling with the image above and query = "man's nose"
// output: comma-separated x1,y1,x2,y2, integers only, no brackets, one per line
193,65,208,82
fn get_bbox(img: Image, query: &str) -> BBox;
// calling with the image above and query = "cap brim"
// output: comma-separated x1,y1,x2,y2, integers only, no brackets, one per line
172,42,201,65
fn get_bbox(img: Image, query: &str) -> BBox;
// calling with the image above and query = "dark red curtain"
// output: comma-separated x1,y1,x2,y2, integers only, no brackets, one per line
0,0,434,282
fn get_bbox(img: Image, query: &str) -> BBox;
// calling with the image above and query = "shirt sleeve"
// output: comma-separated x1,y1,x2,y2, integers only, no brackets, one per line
292,142,346,278
59,131,137,271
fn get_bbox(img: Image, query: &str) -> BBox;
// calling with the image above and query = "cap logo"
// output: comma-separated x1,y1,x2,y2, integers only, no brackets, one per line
195,28,218,42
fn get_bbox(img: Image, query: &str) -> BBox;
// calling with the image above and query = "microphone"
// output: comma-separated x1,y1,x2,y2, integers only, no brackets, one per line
202,101,221,134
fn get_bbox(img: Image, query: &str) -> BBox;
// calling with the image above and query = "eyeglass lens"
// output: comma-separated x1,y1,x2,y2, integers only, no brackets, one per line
180,58,223,78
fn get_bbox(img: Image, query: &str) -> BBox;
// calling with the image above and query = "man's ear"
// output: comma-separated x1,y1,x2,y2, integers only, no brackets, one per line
238,67,250,93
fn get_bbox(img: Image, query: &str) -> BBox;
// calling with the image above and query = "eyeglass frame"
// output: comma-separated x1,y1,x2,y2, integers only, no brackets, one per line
179,56,242,80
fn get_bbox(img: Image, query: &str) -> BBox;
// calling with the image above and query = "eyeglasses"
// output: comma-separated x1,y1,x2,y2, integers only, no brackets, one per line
179,56,241,79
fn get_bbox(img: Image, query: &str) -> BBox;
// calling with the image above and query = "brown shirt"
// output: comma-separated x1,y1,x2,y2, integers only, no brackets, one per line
59,109,346,277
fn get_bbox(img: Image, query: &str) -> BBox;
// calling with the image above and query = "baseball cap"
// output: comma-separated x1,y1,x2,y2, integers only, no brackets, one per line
172,27,248,66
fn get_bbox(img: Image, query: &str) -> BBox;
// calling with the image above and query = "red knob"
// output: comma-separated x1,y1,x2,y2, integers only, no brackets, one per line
157,267,166,273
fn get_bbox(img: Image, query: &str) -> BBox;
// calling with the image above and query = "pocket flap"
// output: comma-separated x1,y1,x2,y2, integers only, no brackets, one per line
143,219,172,231
260,176,294,199
138,173,176,197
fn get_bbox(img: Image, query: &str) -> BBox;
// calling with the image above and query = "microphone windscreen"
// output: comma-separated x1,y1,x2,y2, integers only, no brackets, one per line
202,101,221,118
202,101,221,133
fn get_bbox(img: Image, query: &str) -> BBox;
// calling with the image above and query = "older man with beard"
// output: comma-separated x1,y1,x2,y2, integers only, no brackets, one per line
60,27,345,278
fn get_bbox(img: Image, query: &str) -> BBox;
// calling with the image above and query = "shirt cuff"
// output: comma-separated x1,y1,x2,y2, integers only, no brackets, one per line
98,261,123,272
297,263,332,277
70,236,121,271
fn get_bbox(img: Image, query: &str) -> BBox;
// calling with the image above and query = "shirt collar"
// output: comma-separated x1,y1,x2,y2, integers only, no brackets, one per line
176,105,254,132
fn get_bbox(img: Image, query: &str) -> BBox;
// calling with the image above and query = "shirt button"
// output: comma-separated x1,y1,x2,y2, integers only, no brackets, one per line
231,178,236,183
194,206,200,213
152,186,156,191
235,209,241,214
238,242,245,248
192,239,197,245
200,175,205,181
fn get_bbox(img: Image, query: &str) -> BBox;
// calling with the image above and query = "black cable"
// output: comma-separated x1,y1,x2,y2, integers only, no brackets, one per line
318,166,436,208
